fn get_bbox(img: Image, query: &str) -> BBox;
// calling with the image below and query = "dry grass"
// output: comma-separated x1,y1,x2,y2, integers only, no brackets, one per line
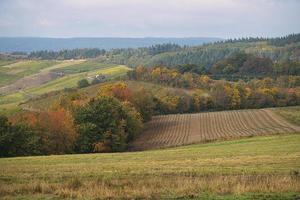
274,106,300,126
1,175,299,199
0,134,300,199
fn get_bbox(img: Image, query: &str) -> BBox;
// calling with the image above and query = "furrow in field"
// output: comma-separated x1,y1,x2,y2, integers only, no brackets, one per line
130,108,300,150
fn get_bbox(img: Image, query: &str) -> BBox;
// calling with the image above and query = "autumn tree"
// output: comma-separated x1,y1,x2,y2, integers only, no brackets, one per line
98,82,132,101
231,85,241,109
212,81,231,109
0,115,41,157
14,108,79,155
74,96,143,153
121,101,143,141
191,89,203,112
131,87,154,122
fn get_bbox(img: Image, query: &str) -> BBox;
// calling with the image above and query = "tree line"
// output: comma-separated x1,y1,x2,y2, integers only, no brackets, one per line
29,48,106,60
128,66,300,113
26,34,300,71
211,33,300,46
210,52,300,76
28,44,182,60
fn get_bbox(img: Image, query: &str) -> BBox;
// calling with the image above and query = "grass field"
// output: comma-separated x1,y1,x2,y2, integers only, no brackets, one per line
274,106,300,126
131,108,300,150
0,60,59,87
51,60,115,74
0,60,17,67
40,59,86,72
0,134,299,199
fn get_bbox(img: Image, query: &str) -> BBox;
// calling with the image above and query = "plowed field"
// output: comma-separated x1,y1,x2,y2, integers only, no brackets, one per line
131,109,300,150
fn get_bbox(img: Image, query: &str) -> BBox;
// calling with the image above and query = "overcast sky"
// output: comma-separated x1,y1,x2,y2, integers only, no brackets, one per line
0,0,299,38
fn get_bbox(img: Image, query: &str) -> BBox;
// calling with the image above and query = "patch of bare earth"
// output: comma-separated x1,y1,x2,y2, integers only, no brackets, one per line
0,72,64,94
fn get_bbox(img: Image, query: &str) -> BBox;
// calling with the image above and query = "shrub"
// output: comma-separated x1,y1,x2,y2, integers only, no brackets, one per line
77,79,89,88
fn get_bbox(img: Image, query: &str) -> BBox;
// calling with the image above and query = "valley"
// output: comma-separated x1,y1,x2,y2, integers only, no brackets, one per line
0,33,300,200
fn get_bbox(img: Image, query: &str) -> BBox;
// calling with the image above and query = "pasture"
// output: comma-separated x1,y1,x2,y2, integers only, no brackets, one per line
0,134,299,199
131,108,300,150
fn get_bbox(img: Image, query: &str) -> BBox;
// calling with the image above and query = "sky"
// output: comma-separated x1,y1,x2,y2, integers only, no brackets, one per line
0,0,299,38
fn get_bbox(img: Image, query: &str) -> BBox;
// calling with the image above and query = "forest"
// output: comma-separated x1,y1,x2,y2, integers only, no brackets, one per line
28,34,300,71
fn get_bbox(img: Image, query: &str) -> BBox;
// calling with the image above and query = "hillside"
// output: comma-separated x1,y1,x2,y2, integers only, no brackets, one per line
0,134,299,199
0,60,130,114
22,34,300,78
101,34,300,69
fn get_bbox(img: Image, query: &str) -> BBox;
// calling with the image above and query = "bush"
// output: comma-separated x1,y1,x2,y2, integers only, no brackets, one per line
77,79,89,88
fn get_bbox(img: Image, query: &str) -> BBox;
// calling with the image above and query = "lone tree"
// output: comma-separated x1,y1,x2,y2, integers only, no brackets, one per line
77,79,89,88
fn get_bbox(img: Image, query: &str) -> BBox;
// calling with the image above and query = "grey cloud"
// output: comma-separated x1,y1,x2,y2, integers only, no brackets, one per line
0,0,299,38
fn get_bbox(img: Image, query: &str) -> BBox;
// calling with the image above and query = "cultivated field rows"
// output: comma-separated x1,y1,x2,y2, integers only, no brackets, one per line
131,109,300,150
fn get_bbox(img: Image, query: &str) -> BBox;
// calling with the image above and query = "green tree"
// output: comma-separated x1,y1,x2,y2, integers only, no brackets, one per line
77,79,90,88
0,115,41,157
121,101,143,141
132,87,154,122
74,96,142,153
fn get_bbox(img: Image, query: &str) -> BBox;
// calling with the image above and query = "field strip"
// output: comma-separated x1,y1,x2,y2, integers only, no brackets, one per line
1,60,32,68
130,108,300,150
40,59,86,72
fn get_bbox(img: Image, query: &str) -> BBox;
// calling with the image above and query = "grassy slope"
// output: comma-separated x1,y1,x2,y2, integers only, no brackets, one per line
25,65,129,95
273,106,300,126
0,61,130,114
0,60,17,67
40,59,86,72
0,60,59,87
0,134,299,199
50,60,115,74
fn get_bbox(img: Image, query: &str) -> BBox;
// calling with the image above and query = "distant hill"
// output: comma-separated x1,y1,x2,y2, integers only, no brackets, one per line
0,37,222,53
102,33,300,69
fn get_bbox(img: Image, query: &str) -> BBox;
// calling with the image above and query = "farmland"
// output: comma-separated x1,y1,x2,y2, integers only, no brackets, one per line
0,134,299,199
25,65,129,95
0,59,130,114
0,60,58,87
274,106,300,126
131,108,300,150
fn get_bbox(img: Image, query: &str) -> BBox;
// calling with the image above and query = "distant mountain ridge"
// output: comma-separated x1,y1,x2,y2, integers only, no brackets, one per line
0,37,222,53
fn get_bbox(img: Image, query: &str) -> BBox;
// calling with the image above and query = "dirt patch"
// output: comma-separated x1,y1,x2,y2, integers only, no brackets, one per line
0,72,64,95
